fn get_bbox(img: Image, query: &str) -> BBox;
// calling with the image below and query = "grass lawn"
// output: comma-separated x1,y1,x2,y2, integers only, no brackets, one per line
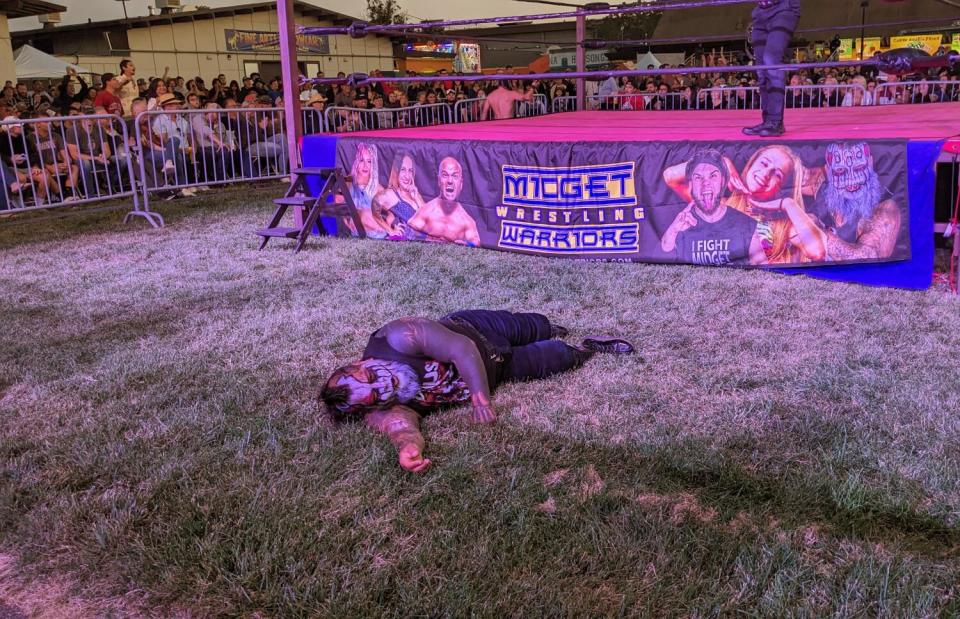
1,186,960,617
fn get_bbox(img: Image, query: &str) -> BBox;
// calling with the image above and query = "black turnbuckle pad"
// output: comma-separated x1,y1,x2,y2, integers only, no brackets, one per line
347,21,368,38
347,72,369,87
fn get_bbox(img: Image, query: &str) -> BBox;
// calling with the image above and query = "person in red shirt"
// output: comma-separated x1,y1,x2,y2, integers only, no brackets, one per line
94,73,124,117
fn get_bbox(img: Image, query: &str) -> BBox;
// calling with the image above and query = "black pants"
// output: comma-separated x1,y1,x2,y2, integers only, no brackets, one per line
752,0,801,124
441,310,590,385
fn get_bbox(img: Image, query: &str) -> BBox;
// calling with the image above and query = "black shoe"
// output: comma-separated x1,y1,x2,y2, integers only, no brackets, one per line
550,324,569,339
580,336,635,355
742,121,770,136
755,122,785,137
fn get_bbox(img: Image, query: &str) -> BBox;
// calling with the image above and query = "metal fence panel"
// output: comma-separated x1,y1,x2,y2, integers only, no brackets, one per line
0,113,158,226
134,107,289,210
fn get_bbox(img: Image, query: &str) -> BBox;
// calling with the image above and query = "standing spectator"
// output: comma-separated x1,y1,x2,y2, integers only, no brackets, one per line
116,59,139,117
53,68,89,116
12,83,32,112
94,73,124,117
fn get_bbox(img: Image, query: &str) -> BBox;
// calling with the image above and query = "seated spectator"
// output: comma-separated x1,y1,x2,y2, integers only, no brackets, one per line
1,159,26,210
243,100,288,176
191,102,242,182
63,107,113,198
619,81,643,111
150,93,194,196
302,93,327,134
0,115,50,203
31,117,80,201
842,76,874,106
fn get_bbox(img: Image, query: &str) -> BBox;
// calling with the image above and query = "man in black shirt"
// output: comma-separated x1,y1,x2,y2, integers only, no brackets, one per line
319,310,633,472
660,149,767,266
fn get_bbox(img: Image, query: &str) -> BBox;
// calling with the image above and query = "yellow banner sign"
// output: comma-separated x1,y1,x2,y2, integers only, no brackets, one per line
889,34,944,55
953,33,960,53
838,37,883,60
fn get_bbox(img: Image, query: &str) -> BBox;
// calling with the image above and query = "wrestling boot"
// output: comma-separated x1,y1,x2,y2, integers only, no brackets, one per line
742,121,771,136
755,121,785,137
550,324,570,339
580,336,635,355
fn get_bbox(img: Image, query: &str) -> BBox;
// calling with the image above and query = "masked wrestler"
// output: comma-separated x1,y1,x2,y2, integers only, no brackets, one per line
348,143,389,238
807,142,900,260
408,156,482,246
660,150,767,266
372,150,426,240
743,0,802,137
664,144,826,263
319,309,634,473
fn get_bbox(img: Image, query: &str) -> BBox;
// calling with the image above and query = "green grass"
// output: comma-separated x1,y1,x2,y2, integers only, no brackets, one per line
1,187,960,617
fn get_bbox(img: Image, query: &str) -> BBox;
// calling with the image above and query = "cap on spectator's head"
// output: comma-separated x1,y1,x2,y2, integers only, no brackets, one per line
81,104,95,114
445,89,456,95
156,93,181,107
243,91,258,103
307,93,327,106
256,95,273,105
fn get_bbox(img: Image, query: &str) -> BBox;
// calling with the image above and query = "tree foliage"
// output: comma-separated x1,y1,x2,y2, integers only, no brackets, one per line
594,11,663,62
366,0,409,25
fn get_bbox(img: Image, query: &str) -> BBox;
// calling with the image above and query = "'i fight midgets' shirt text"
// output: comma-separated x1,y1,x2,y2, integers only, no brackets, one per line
674,206,757,266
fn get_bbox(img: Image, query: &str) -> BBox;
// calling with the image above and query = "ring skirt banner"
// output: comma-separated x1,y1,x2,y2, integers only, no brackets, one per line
331,136,913,271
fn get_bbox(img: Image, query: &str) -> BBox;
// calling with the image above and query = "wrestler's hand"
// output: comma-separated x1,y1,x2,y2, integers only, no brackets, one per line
747,197,787,219
470,402,497,424
670,202,698,233
398,444,432,473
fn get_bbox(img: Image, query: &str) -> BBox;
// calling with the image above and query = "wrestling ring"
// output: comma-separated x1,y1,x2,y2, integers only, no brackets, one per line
264,0,960,292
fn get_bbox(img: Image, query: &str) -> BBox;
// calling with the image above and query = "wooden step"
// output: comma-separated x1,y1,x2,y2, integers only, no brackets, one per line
273,196,316,206
256,226,301,238
292,167,335,177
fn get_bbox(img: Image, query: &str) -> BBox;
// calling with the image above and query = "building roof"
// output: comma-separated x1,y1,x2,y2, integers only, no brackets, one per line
11,0,363,37
0,0,66,19
654,0,960,42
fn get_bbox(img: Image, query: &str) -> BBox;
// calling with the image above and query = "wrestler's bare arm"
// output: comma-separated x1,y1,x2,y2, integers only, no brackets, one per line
662,162,692,202
365,405,430,473
782,198,826,261
748,231,768,265
826,199,900,260
382,318,495,423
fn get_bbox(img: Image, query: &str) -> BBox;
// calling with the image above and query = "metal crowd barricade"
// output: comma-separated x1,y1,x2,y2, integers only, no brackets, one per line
551,95,578,113
874,80,959,105
0,114,159,227
324,102,453,133
301,108,329,134
695,84,867,110
453,97,487,122
585,93,693,111
134,107,289,210
515,93,549,118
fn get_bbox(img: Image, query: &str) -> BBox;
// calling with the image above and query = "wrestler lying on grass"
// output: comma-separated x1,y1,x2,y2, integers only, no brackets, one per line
319,309,634,473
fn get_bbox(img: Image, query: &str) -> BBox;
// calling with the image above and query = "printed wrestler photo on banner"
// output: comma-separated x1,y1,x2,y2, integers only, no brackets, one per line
345,143,480,246
658,142,903,267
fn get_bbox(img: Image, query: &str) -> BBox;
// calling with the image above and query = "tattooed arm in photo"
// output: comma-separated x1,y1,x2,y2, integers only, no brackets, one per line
825,199,900,261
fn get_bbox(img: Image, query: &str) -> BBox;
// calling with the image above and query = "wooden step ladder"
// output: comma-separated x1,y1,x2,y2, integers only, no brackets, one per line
256,167,365,253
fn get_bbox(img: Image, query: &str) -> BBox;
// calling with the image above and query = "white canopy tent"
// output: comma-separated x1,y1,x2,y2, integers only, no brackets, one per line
13,45,88,79
636,51,663,69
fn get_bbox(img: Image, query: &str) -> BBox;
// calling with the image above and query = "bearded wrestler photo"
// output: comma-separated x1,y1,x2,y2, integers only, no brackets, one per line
808,142,901,261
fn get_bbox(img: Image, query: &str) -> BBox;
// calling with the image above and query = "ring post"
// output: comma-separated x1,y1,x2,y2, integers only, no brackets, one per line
278,0,304,223
576,14,586,111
